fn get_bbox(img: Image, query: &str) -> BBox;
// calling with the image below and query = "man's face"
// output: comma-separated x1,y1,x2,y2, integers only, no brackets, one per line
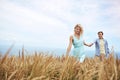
98,33,103,39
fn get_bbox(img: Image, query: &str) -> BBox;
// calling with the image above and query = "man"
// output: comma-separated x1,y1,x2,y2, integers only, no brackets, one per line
89,31,110,61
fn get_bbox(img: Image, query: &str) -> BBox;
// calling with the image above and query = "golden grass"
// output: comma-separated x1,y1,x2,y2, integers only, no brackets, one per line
0,48,120,80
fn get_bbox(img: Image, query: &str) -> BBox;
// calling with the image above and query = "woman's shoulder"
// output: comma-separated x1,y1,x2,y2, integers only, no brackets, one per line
70,35,73,39
70,34,75,38
69,35,73,40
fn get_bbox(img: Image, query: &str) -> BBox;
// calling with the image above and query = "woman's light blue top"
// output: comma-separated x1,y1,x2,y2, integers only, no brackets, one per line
72,35,85,62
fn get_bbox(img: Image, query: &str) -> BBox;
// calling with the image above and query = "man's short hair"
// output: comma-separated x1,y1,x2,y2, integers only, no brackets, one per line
98,31,103,35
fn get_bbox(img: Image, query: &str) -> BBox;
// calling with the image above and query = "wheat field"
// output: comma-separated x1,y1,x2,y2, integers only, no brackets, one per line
0,47,120,80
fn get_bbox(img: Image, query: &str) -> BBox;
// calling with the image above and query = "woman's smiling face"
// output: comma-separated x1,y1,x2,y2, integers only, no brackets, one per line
74,27,81,35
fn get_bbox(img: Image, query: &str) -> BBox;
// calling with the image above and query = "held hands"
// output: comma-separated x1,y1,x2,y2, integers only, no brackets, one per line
88,43,93,47
83,41,93,47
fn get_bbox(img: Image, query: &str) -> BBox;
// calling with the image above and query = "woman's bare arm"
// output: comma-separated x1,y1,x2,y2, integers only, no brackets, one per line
83,41,94,47
66,36,73,57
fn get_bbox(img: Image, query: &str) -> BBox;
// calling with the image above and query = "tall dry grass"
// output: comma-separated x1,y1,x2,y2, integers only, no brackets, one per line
0,48,120,80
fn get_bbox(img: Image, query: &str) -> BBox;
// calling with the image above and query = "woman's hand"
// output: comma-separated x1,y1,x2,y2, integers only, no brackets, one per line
83,41,93,47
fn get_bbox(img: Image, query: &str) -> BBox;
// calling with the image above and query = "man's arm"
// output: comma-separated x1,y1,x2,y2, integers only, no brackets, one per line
106,40,110,54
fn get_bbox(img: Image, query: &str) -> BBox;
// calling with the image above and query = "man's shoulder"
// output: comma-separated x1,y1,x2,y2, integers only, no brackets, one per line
103,38,108,42
95,39,99,42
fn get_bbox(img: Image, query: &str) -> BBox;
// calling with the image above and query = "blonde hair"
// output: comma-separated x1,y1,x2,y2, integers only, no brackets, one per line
74,24,83,35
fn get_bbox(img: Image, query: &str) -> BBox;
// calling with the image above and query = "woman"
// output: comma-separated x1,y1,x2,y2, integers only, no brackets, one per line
66,24,89,63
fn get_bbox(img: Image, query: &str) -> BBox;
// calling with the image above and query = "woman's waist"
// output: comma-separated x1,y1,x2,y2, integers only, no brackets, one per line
74,45,83,48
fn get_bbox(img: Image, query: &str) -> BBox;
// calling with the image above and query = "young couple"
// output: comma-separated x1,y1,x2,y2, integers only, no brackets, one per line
66,24,110,62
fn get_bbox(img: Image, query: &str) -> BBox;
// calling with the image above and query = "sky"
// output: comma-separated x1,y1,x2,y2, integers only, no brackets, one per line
0,0,120,54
